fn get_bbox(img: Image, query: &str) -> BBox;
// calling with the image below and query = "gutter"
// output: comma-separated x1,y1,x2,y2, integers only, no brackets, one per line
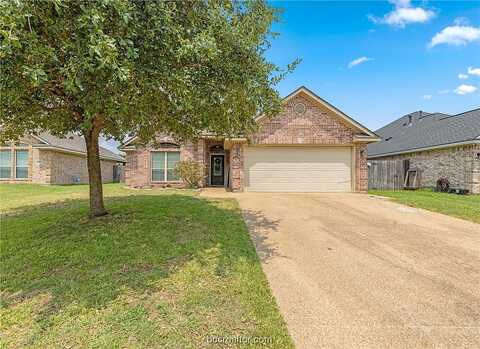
368,139,480,158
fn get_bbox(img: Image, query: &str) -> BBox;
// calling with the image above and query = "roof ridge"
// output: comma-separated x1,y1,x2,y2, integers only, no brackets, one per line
439,107,480,120
375,110,432,133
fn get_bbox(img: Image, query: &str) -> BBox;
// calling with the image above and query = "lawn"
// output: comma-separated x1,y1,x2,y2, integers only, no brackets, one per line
0,184,293,348
369,189,480,224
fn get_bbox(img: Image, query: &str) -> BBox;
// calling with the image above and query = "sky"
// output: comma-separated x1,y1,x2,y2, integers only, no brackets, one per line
266,0,480,131
101,0,480,153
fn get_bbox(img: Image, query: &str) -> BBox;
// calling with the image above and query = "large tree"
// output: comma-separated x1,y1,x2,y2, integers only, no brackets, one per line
0,0,297,217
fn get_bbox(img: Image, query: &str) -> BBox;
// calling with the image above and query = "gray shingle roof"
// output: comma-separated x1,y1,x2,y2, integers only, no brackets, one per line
368,108,480,158
36,132,125,162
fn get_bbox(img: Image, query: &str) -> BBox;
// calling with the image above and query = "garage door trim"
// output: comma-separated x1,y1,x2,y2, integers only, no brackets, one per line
244,145,354,193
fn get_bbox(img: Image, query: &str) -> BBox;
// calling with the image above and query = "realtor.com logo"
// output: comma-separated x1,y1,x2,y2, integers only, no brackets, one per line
205,335,273,346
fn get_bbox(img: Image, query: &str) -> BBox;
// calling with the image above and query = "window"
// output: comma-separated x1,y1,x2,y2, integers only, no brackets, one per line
152,151,180,182
15,150,28,179
0,150,11,179
166,152,180,181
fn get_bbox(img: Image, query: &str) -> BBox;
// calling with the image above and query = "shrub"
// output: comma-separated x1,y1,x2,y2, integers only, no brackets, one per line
174,161,204,188
436,177,450,192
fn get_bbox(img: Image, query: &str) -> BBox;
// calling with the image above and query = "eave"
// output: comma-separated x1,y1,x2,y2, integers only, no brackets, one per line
368,139,480,159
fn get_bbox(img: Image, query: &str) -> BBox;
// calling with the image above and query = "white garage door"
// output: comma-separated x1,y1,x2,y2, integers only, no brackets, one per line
244,146,352,192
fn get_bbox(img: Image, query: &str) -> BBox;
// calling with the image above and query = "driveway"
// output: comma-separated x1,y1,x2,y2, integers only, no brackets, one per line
235,193,480,349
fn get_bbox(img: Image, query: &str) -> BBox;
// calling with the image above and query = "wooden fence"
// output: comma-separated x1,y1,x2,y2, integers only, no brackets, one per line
368,160,405,190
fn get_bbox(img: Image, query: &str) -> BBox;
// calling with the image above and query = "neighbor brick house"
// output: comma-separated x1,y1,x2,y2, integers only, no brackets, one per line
121,87,379,192
0,132,125,184
368,108,480,194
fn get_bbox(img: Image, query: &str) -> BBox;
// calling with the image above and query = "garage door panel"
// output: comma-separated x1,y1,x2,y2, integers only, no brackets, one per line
244,146,352,192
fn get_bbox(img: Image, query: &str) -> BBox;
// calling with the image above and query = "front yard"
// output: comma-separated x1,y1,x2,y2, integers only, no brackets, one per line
0,184,293,348
369,189,480,224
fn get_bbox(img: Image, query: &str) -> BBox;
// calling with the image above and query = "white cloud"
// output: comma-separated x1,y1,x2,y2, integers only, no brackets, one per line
390,0,410,7
454,84,477,95
422,94,432,100
454,17,470,26
437,89,449,94
348,56,372,68
468,66,480,76
458,73,469,79
429,25,480,48
369,0,435,28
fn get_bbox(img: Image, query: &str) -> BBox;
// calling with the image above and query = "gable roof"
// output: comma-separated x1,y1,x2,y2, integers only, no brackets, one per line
257,86,380,139
368,108,480,158
121,86,381,147
33,132,125,162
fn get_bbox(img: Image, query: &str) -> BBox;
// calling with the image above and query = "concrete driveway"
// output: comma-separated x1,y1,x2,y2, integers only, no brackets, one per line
235,193,480,349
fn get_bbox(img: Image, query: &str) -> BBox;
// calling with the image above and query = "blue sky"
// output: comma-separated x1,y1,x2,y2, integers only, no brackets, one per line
101,1,479,152
266,0,480,131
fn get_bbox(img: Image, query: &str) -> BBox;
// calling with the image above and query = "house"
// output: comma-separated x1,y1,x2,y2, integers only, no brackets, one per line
120,86,380,192
0,132,125,184
368,108,480,194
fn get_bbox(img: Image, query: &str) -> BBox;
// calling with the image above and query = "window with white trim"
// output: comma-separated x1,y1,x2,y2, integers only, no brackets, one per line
15,150,29,179
0,150,11,179
152,151,180,182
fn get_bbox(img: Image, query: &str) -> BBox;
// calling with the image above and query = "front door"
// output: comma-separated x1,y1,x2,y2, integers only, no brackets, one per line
210,155,224,186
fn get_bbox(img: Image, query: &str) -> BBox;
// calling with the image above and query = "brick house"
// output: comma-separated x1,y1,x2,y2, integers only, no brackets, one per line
121,87,379,192
0,132,125,184
368,108,480,194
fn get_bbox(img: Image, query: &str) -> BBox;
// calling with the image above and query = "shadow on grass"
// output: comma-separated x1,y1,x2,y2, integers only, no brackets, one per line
0,194,261,329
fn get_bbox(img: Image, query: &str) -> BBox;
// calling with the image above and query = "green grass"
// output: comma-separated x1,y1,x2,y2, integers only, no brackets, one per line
0,184,293,348
369,189,480,224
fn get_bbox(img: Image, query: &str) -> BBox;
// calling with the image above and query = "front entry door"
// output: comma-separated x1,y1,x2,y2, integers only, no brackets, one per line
210,155,224,186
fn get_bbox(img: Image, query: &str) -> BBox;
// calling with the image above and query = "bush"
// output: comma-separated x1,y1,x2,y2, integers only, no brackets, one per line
436,177,450,192
174,161,204,188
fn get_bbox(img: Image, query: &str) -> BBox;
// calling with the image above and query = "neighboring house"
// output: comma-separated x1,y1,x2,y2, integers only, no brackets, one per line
368,108,480,194
0,132,125,184
120,86,380,192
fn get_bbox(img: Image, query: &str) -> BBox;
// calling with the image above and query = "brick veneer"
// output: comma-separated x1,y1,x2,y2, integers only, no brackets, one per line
124,134,208,188
124,91,374,192
1,146,117,184
372,144,480,194
249,94,369,192
251,96,354,145
229,142,244,191
355,144,368,192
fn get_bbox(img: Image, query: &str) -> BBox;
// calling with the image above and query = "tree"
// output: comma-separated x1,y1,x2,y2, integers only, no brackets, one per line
0,0,297,217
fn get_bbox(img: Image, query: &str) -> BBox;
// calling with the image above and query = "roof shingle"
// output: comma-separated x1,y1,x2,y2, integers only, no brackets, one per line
368,108,480,157
36,132,125,162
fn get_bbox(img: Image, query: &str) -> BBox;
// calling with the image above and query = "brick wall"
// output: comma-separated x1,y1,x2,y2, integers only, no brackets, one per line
374,145,479,194
355,144,368,192
48,150,116,184
124,147,150,187
251,95,354,145
1,136,119,185
229,142,244,191
124,135,206,188
472,145,480,194
249,93,368,192
124,93,374,192
32,148,52,184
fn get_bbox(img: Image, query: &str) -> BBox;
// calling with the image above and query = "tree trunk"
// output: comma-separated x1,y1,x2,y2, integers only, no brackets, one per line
84,125,107,218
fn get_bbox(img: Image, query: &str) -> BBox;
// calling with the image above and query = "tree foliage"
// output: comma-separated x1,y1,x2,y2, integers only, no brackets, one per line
0,0,297,216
